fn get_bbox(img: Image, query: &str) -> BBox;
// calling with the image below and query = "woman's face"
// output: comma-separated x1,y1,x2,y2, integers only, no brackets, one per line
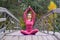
27,14,32,19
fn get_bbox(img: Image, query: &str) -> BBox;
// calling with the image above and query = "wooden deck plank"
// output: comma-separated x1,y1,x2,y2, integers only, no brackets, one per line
55,32,60,39
38,36,43,40
41,36,48,40
19,36,25,40
32,35,39,40
25,35,31,40
12,36,18,40
3,36,18,40
4,36,13,40
52,36,58,40
46,35,55,40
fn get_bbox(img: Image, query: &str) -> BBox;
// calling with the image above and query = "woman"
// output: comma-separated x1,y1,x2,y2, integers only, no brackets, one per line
21,6,38,35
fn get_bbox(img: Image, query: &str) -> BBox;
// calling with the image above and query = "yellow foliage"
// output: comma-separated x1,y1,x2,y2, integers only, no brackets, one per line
19,17,25,27
48,1,57,18
48,1,57,11
47,23,53,31
47,1,57,30
48,1,57,22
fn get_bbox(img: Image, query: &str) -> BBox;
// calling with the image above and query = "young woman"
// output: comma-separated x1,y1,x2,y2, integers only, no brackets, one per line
21,6,38,35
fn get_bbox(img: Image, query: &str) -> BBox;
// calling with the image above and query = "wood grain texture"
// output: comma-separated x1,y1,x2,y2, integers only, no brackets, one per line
1,31,60,40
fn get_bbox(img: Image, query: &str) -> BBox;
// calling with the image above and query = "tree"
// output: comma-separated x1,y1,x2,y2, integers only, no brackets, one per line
0,0,58,30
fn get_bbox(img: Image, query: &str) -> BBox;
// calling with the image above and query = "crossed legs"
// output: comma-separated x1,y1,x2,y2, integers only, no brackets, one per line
21,29,38,35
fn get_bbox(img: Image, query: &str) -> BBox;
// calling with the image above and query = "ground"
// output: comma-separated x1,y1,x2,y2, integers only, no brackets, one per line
1,30,60,40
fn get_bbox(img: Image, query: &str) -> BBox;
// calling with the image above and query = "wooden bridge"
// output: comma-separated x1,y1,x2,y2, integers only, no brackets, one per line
0,7,60,40
1,30,60,40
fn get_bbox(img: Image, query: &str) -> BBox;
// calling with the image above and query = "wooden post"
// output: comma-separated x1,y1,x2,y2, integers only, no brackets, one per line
52,11,55,34
42,18,45,32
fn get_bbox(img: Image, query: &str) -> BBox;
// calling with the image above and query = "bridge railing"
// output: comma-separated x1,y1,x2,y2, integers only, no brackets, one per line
34,8,60,40
0,7,21,34
34,8,60,34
